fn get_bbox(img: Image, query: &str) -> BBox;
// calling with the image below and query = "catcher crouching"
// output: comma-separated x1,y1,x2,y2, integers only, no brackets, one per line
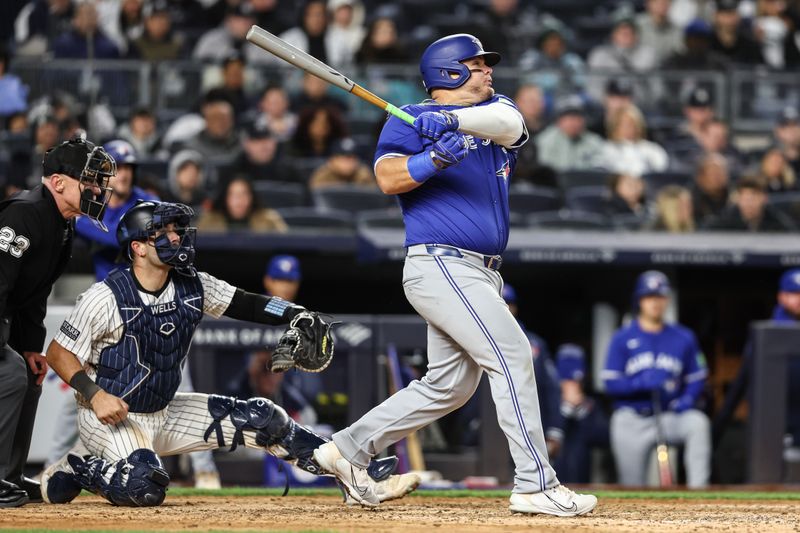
40,200,419,507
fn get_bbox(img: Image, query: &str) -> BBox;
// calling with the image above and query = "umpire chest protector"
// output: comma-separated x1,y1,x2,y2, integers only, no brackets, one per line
96,268,204,413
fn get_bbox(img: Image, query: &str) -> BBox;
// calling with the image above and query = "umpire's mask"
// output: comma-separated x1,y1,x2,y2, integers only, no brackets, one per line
43,136,116,230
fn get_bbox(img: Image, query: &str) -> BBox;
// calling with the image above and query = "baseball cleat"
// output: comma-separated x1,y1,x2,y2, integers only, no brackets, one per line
313,442,380,507
344,472,422,505
509,484,597,517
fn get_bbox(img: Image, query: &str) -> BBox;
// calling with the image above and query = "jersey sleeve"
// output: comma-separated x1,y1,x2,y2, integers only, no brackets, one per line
482,94,529,150
601,331,637,395
0,203,36,320
373,109,425,169
198,271,236,318
54,283,117,364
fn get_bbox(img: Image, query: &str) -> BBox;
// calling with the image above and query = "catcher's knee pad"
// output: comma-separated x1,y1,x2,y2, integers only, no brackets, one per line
205,394,291,451
69,449,170,507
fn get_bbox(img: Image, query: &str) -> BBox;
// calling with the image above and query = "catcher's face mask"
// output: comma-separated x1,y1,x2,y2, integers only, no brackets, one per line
148,203,197,273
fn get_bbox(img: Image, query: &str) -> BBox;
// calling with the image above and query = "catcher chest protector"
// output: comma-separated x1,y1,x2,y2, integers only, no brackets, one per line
96,268,204,412
420,33,501,93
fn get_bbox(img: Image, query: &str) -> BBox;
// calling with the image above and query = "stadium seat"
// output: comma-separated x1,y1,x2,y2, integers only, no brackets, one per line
312,185,396,213
642,171,693,199
276,207,354,230
356,208,405,230
508,186,562,215
768,192,800,225
613,213,646,231
527,210,611,229
565,186,610,214
557,170,611,190
252,181,308,209
137,159,169,181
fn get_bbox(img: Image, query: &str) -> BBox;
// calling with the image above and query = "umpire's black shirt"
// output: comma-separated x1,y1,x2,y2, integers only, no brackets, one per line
0,185,73,354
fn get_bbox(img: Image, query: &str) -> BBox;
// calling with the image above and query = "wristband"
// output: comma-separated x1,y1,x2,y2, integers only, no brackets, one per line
407,151,439,183
69,369,102,402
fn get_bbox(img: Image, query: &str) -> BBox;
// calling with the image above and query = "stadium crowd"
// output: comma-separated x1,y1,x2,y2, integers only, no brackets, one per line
1,0,800,232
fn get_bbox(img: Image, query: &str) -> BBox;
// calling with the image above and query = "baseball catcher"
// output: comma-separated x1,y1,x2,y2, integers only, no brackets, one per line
271,311,335,373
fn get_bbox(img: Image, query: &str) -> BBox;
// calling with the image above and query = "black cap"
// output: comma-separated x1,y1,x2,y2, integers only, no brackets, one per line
244,120,272,140
606,78,634,97
686,87,713,107
331,137,359,156
715,0,739,11
777,106,800,126
42,137,99,179
555,95,585,117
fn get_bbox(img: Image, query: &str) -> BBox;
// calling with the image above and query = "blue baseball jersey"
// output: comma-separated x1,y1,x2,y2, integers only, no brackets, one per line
374,94,527,256
602,319,708,412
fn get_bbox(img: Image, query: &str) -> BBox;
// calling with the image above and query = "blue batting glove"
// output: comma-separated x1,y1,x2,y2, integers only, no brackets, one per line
414,111,459,141
431,131,469,168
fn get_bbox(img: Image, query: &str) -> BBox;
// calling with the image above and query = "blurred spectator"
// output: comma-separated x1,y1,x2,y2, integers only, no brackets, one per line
263,254,301,300
511,84,554,187
52,2,121,59
665,87,715,158
471,0,535,62
705,175,796,231
606,173,647,217
117,0,145,51
116,107,162,159
662,18,730,70
279,0,346,67
75,140,157,281
0,46,28,118
753,0,791,68
327,0,366,68
691,153,731,224
518,21,587,101
250,85,298,142
647,185,696,232
193,4,268,65
698,117,746,176
197,176,288,232
588,78,635,137
587,12,658,98
515,83,547,136
250,0,294,36
14,114,60,187
757,146,797,192
602,104,669,176
14,0,75,57
226,121,292,182
289,105,348,159
183,97,242,162
773,106,800,175
636,0,685,64
163,149,209,211
129,0,184,61
603,270,711,488
291,72,348,114
710,0,765,65
355,17,409,65
550,344,610,484
211,53,248,119
535,95,605,172
310,137,375,189
668,0,715,28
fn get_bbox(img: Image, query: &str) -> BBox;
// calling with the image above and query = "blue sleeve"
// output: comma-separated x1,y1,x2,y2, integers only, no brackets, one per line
679,330,708,404
602,331,638,396
75,216,119,247
374,107,425,165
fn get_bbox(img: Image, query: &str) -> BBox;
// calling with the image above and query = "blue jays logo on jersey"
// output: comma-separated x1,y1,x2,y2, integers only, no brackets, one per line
496,160,511,182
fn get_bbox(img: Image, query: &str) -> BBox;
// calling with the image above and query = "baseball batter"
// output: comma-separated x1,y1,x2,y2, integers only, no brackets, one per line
314,34,597,516
40,200,418,507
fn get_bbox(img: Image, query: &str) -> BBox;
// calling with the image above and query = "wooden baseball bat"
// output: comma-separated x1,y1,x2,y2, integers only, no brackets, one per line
246,25,416,126
651,388,674,487
386,343,426,472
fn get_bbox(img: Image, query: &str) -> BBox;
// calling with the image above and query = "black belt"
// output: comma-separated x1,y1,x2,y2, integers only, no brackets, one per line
422,244,503,271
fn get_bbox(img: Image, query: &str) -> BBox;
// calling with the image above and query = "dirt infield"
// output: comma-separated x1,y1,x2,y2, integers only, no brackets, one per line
2,494,800,533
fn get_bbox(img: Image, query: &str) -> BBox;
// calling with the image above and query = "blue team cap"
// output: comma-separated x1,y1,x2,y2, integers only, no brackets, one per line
266,255,301,281
780,269,800,293
502,283,517,304
633,270,671,300
556,344,586,382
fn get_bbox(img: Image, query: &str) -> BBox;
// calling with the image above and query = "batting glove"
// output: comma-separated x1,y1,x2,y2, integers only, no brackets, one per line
668,395,695,413
414,111,459,141
431,131,470,168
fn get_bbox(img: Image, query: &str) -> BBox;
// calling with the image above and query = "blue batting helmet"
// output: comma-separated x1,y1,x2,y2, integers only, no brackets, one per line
420,33,500,93
633,270,671,301
103,140,138,166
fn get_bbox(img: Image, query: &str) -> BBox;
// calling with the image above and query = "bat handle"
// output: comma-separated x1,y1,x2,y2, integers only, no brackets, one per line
385,103,416,126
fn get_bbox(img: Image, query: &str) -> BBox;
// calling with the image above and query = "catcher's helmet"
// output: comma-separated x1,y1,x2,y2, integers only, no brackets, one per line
43,135,116,227
633,270,671,301
103,139,138,166
117,200,197,272
420,33,500,93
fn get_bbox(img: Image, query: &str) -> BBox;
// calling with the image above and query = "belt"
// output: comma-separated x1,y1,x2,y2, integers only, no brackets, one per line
407,244,503,271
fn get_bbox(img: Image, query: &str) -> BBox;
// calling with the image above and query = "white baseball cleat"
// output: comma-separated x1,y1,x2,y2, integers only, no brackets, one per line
344,472,422,505
509,484,597,517
313,442,380,507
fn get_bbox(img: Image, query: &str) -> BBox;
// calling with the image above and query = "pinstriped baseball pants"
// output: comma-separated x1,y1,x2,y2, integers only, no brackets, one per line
333,250,559,494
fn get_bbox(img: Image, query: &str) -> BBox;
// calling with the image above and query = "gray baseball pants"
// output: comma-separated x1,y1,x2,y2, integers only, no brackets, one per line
333,245,558,494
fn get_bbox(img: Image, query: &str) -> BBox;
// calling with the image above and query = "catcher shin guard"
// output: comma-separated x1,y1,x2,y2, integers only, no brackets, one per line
68,450,170,507
205,395,293,452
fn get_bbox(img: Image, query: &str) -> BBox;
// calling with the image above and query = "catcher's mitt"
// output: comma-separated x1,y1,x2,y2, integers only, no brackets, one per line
270,311,335,373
